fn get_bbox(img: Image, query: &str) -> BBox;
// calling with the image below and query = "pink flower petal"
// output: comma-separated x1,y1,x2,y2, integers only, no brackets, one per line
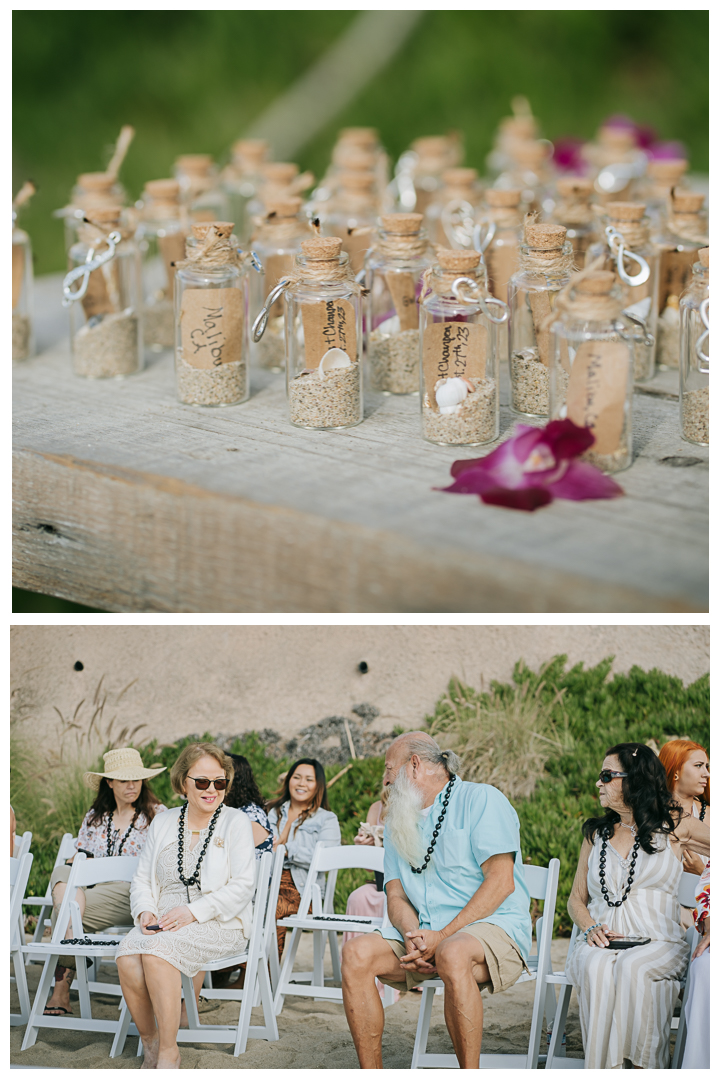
479,486,554,511
540,419,595,460
548,461,624,501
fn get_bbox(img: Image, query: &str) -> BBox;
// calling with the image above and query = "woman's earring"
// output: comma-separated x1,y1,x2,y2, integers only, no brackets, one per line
675,775,679,780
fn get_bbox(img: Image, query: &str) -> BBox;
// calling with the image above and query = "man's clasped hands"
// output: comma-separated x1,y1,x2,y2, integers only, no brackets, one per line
399,927,447,973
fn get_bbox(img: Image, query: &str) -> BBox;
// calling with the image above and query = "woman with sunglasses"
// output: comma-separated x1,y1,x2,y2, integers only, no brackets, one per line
566,743,709,1070
116,742,256,1069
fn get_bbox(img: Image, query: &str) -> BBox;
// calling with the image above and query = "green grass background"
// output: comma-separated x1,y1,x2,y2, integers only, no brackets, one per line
12,656,709,935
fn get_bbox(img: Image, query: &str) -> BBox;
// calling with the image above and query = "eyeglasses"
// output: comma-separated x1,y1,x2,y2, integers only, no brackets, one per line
598,770,627,784
188,776,228,791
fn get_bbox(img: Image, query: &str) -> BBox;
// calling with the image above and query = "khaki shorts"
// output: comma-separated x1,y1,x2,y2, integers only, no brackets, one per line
375,922,529,994
50,864,132,969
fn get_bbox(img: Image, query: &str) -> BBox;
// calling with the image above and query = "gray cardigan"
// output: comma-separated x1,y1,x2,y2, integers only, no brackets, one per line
268,804,341,896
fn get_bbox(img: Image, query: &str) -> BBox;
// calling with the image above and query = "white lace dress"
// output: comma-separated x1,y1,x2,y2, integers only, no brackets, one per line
116,831,247,977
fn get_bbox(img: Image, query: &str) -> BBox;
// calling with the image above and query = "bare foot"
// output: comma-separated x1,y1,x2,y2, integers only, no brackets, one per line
155,1051,181,1069
140,1036,159,1069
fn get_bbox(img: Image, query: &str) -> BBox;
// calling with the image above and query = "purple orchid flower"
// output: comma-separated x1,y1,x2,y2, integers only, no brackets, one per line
438,419,624,512
552,137,587,174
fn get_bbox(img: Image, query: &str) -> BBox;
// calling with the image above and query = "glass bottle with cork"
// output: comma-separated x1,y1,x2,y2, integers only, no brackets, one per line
549,177,597,260
655,190,708,369
420,248,508,445
136,179,187,352
549,266,635,473
508,221,574,417
249,195,311,372
641,157,689,236
365,212,432,394
679,247,709,446
425,168,482,248
475,189,524,307
586,202,658,382
253,236,363,429
393,135,462,218
56,171,127,259
63,206,143,379
323,171,380,275
12,182,35,362
174,221,254,407
246,162,314,227
174,154,229,224
220,138,270,245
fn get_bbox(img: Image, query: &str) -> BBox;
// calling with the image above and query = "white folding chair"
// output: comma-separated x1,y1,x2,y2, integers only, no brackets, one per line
14,830,33,859
671,871,702,1068
411,858,560,1069
23,833,77,956
544,923,582,1069
273,842,386,1014
11,852,34,1026
111,850,279,1058
20,852,138,1050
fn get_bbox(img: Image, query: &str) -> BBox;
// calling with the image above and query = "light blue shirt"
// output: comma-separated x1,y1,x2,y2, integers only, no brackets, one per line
381,777,532,960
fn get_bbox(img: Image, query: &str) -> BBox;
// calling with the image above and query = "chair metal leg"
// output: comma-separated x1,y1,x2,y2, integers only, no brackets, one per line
75,955,93,1020
21,955,58,1050
545,984,572,1069
411,985,436,1069
526,974,547,1068
11,948,31,1025
329,930,342,983
109,999,133,1058
273,927,302,1016
182,972,202,1031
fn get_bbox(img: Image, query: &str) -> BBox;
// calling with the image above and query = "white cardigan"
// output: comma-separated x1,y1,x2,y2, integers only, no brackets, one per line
130,804,256,936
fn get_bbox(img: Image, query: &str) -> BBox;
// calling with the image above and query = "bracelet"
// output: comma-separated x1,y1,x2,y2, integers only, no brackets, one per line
583,923,602,942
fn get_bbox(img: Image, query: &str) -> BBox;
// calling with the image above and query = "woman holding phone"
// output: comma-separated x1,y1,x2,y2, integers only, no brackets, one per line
566,743,709,1069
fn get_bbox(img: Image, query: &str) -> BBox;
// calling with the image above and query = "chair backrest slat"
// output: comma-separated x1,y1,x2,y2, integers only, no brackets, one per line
678,870,702,909
51,853,140,943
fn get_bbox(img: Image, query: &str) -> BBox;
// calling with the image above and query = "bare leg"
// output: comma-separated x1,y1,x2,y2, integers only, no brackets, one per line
44,884,89,1012
341,935,407,1068
179,971,206,1027
117,954,159,1068
434,933,491,1069
142,955,182,1069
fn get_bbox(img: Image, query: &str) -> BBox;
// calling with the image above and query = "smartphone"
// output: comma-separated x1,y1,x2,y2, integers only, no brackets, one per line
607,936,651,949
145,924,162,931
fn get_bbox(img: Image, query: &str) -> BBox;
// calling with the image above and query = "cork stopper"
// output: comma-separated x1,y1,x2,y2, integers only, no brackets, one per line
413,136,450,157
442,167,477,187
556,177,594,198
575,271,616,295
598,125,636,150
338,171,376,191
500,116,537,140
301,236,343,260
698,247,709,268
381,213,423,234
144,179,180,200
338,127,378,146
232,138,268,161
671,190,705,213
191,221,234,240
333,147,376,170
175,154,213,175
647,158,687,182
436,247,481,272
264,196,302,218
606,202,646,221
486,188,522,208
260,162,299,183
78,172,116,192
513,140,550,166
525,223,567,250
84,205,123,225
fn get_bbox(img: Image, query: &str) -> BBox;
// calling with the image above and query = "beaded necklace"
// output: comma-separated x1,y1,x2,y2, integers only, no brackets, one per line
598,826,640,907
177,801,222,901
698,799,706,822
106,809,139,857
410,773,456,874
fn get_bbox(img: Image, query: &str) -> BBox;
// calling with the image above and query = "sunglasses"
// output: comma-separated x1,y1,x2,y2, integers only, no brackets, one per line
598,770,627,784
188,776,228,791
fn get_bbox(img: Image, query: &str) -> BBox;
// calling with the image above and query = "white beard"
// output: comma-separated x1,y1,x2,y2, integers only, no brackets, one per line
384,766,426,867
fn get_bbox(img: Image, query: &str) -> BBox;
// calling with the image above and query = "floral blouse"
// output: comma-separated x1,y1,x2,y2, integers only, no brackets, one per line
693,859,710,932
242,802,273,859
75,805,166,859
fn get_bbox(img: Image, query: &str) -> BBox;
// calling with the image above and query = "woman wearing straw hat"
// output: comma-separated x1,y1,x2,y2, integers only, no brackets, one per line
42,747,166,1017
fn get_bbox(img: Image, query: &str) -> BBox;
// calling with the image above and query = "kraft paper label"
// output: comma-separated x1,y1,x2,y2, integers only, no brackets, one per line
158,232,187,295
566,340,629,454
80,264,117,320
341,227,373,275
658,248,696,313
487,240,518,304
528,289,553,367
422,321,486,409
301,299,357,368
264,253,293,318
12,243,24,310
386,270,418,331
180,287,244,368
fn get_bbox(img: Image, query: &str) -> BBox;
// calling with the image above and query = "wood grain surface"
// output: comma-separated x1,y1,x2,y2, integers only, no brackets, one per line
13,275,708,612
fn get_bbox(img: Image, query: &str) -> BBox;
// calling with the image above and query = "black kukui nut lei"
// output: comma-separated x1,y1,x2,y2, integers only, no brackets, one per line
177,800,222,898
410,772,456,874
598,830,640,907
106,809,139,858
699,799,706,822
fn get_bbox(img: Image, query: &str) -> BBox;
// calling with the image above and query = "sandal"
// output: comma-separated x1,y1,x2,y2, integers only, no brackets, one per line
43,1005,73,1016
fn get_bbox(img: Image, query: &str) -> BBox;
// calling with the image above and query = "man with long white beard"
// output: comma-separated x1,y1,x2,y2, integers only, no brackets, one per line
341,730,532,1069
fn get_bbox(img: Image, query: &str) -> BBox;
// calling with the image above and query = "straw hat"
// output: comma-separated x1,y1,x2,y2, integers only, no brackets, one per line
84,747,166,790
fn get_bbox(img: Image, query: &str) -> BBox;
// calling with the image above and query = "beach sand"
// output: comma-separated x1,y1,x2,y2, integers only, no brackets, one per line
11,936,583,1068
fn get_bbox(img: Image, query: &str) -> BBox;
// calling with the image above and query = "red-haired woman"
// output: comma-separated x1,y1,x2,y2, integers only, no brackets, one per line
658,740,709,877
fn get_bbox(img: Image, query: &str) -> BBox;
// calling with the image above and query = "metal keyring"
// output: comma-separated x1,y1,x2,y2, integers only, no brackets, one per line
695,297,709,371
440,198,475,249
472,220,496,254
61,230,122,307
605,226,650,288
252,278,290,342
451,276,509,324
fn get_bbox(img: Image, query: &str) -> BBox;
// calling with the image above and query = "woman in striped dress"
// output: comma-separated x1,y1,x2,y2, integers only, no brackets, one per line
566,743,710,1069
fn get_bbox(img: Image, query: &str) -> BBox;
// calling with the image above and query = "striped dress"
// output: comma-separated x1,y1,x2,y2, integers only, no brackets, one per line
566,831,689,1069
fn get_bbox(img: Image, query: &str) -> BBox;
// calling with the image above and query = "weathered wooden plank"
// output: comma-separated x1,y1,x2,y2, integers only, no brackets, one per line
12,275,708,612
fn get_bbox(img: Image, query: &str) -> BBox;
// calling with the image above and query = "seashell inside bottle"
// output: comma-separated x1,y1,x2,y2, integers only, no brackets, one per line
419,247,505,445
